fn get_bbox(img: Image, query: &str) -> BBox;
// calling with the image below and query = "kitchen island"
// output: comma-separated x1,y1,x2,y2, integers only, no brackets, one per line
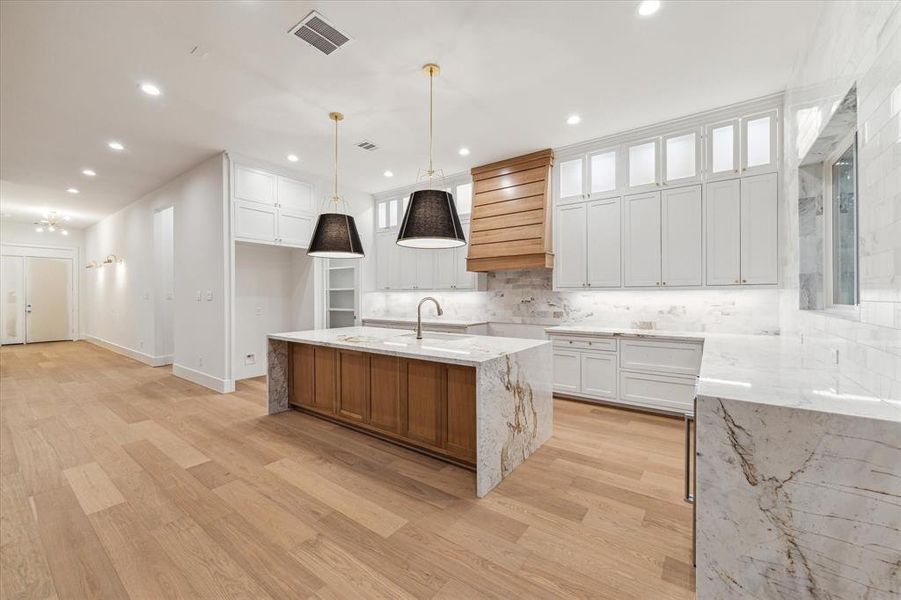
266,326,553,497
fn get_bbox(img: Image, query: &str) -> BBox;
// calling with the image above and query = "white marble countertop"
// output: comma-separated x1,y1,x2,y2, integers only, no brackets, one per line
545,325,900,423
269,326,548,367
362,317,489,328
546,325,705,342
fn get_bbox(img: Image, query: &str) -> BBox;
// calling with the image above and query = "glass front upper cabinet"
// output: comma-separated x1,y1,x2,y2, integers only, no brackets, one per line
627,139,659,189
662,131,700,184
559,157,585,202
741,110,777,174
455,182,473,215
589,148,618,196
707,120,739,178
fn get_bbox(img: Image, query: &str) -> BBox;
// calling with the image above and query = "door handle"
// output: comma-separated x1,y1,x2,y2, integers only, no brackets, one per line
684,412,695,504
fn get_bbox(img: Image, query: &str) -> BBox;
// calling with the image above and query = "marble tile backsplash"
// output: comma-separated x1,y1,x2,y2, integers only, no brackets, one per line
781,1,901,400
364,269,781,335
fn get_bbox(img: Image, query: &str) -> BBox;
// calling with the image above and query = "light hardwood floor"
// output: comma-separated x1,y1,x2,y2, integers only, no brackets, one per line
1,341,695,599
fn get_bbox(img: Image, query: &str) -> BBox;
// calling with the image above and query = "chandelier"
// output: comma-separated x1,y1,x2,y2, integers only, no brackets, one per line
34,211,70,236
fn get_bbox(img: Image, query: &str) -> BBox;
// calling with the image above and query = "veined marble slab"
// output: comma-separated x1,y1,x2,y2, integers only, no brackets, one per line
268,326,546,367
266,327,553,497
697,396,901,599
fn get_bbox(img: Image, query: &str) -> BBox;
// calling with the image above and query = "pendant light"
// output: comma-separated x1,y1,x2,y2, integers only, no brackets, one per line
307,112,365,259
396,63,466,249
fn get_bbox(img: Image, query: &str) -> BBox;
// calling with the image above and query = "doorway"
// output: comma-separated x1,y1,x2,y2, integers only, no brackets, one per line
0,251,75,345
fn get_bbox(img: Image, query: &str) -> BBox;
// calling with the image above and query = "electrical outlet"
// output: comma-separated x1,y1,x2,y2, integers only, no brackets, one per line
139,340,144,349
244,353,256,365
255,306,263,316
198,356,204,367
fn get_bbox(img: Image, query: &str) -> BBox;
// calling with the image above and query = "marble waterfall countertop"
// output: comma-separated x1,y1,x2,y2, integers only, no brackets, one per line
268,326,548,367
546,325,900,422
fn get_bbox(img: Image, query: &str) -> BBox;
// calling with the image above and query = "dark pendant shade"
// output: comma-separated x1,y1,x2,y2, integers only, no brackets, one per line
396,189,466,248
307,212,364,258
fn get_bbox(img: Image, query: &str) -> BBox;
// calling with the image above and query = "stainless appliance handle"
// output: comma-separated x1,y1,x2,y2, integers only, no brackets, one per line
684,412,695,504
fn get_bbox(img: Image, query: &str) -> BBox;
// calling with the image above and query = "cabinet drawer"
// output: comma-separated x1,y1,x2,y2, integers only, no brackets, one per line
550,335,616,352
619,371,697,414
620,339,702,376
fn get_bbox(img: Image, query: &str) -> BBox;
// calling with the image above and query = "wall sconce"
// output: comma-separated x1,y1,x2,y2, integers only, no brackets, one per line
85,260,98,269
101,254,124,266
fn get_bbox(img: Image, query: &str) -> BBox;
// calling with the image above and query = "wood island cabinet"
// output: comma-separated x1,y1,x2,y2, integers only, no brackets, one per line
288,343,477,467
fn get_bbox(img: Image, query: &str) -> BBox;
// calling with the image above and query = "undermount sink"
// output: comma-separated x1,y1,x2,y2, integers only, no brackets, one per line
397,332,473,341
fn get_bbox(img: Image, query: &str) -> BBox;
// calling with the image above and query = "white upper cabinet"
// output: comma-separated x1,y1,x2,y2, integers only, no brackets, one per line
453,246,474,289
555,203,588,288
705,178,742,285
434,248,456,290
663,131,700,184
414,250,435,290
741,110,777,174
375,232,393,290
277,176,313,212
455,183,473,216
234,200,277,242
589,149,618,197
660,185,702,286
623,192,662,287
276,209,313,248
740,173,778,284
234,165,276,205
707,120,739,179
586,198,621,288
627,139,660,190
559,157,586,203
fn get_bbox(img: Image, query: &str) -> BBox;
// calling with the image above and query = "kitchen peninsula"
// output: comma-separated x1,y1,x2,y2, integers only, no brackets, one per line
266,326,553,497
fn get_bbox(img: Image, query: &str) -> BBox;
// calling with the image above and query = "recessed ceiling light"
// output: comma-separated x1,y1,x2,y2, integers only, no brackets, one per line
82,169,96,177
108,141,124,151
567,114,581,125
287,154,299,162
638,1,661,17
66,188,79,194
140,82,162,96
383,170,393,178
458,147,470,156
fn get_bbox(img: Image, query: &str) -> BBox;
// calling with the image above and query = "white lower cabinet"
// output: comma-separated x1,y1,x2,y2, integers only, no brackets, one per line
580,352,617,399
552,348,582,394
548,331,702,415
619,371,697,414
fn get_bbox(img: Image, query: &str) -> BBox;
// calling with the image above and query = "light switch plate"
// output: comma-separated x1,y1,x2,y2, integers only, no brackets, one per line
195,291,202,302
205,290,213,301
244,353,256,365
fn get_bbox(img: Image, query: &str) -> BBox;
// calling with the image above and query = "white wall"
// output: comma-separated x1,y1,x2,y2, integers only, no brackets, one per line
84,153,230,391
780,1,901,399
233,242,315,380
1,220,85,337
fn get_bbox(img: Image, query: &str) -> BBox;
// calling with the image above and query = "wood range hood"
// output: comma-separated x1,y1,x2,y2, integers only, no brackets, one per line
466,149,554,272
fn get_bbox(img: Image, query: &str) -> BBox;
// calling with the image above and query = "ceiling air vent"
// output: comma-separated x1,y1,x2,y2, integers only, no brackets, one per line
290,11,350,55
356,140,378,151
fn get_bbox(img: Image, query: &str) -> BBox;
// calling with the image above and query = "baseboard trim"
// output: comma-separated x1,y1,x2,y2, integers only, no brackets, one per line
85,335,170,367
172,363,235,394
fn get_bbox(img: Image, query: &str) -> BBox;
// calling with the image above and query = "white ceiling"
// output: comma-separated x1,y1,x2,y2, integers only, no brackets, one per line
0,0,822,229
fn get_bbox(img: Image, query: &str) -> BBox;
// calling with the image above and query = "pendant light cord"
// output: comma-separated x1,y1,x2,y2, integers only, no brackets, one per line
428,67,434,181
334,116,339,204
